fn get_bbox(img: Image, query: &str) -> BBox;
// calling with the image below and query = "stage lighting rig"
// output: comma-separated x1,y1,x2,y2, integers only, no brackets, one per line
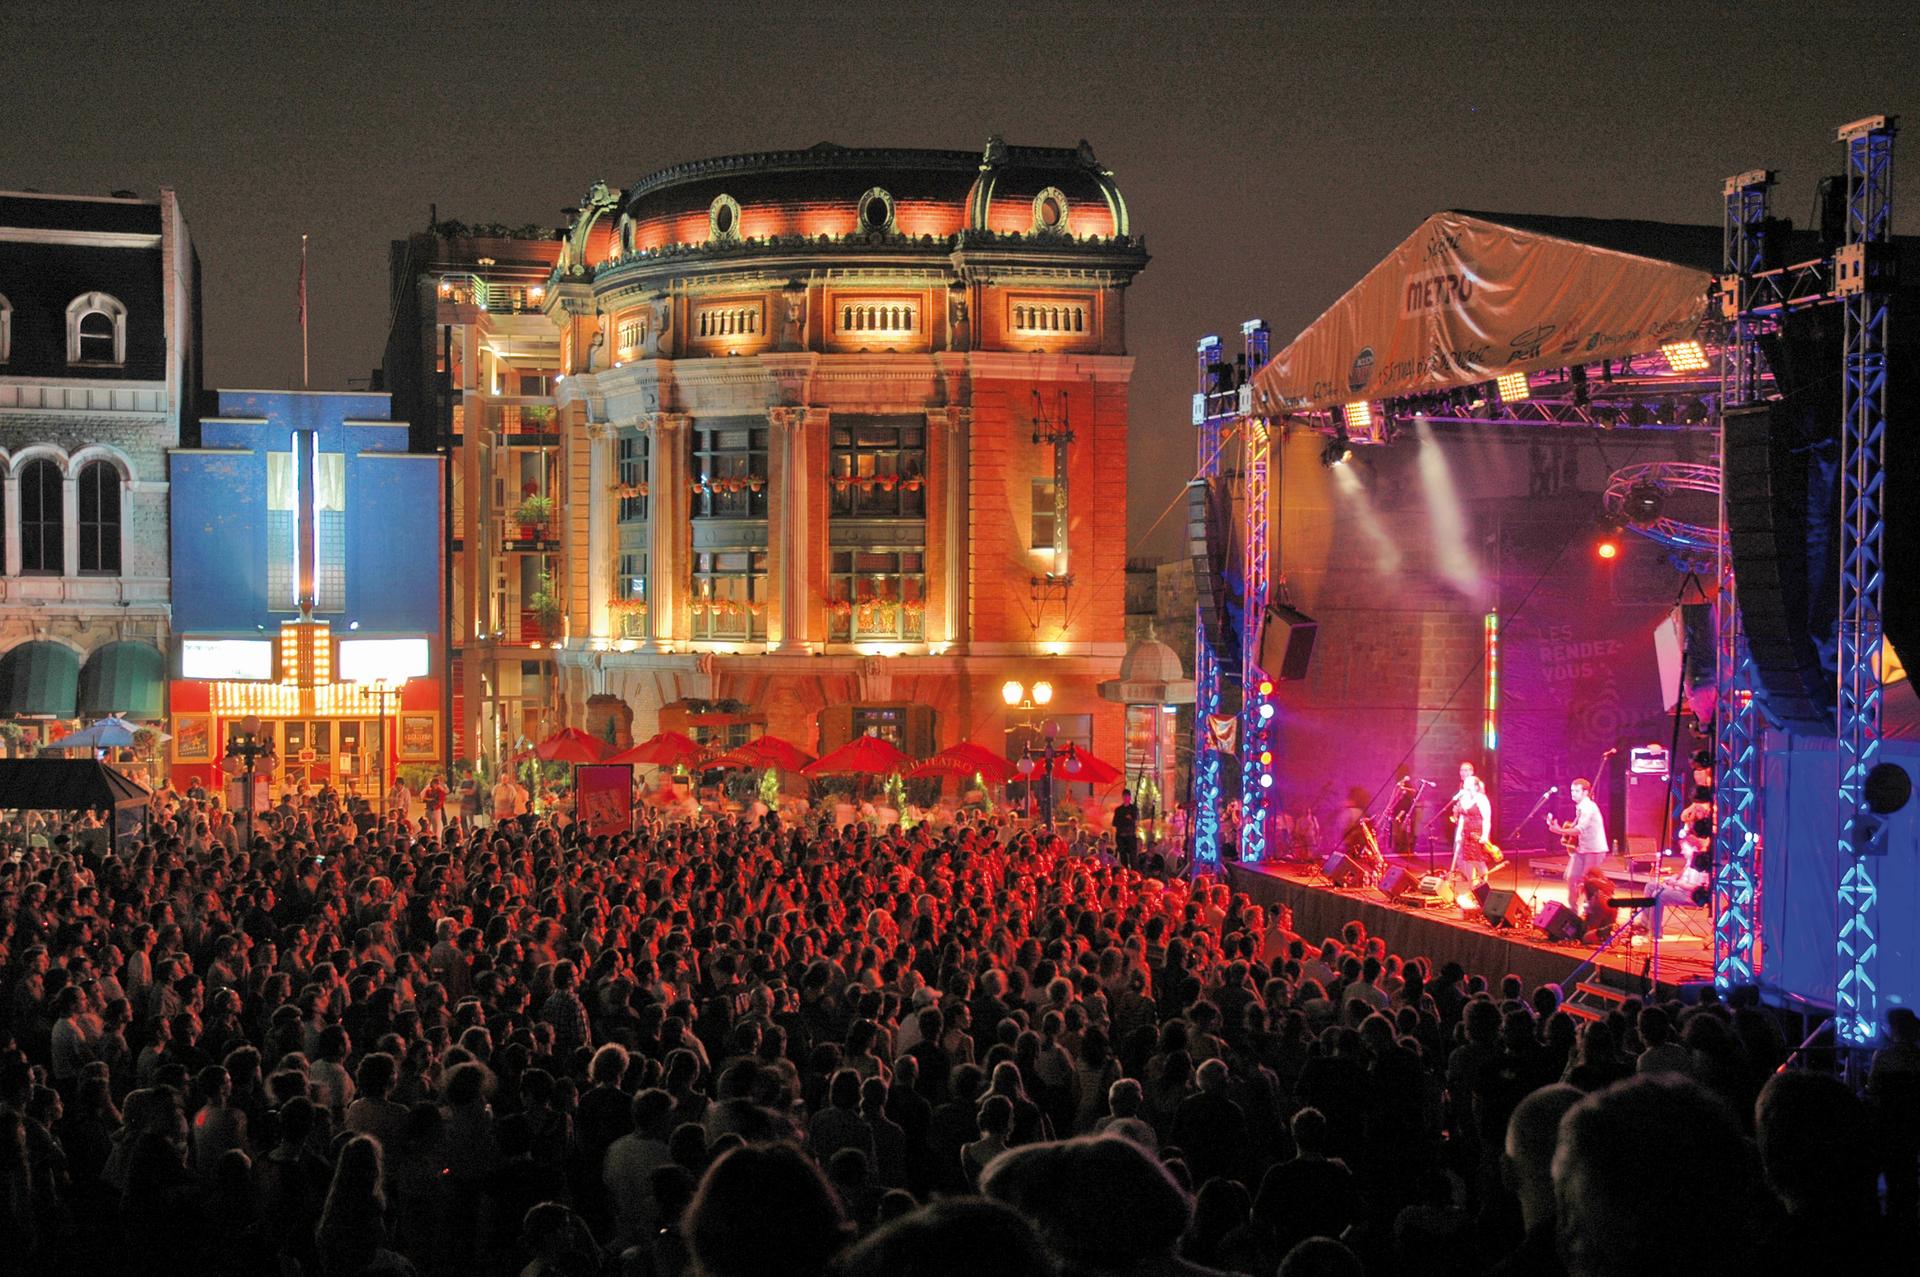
1321,429,1353,468
1624,482,1666,526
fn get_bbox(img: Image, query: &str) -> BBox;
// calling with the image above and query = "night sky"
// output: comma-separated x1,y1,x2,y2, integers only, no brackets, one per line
6,1,1913,558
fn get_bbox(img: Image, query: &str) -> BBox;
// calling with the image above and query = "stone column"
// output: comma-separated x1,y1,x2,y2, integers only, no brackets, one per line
645,413,689,648
767,406,825,653
62,473,80,578
585,421,614,641
930,407,971,648
2,475,20,578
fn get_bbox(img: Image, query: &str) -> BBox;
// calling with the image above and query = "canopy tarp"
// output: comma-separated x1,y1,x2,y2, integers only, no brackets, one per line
0,641,79,718
0,758,150,811
803,734,912,778
535,727,605,764
76,641,165,719
1250,210,1716,415
608,731,707,768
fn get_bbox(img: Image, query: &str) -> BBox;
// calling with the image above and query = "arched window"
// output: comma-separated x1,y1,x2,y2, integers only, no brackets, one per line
78,460,121,574
19,458,63,574
66,292,127,365
0,293,11,363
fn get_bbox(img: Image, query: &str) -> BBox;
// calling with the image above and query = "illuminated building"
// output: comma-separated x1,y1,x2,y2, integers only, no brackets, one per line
536,139,1149,762
382,223,564,765
0,189,198,757
167,390,442,793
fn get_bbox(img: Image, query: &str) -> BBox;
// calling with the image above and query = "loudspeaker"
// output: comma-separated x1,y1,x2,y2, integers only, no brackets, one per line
1188,479,1241,678
1624,767,1670,856
1722,401,1831,731
1481,887,1531,929
1322,852,1367,887
1536,900,1583,943
1259,604,1318,683
1378,865,1419,900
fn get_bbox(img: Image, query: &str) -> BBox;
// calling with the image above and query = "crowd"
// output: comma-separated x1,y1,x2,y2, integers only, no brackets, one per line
1,782,1918,1277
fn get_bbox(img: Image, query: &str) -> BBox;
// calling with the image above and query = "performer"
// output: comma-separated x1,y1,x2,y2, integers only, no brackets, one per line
1548,777,1609,904
1446,764,1493,886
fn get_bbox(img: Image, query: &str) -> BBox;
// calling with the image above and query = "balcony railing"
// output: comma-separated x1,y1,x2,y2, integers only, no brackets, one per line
492,404,559,436
438,276,546,314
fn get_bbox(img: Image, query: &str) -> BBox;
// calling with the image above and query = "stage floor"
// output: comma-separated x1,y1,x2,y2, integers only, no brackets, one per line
1224,853,1714,998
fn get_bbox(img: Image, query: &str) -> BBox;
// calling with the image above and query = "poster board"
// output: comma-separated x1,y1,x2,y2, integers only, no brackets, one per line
575,763,634,838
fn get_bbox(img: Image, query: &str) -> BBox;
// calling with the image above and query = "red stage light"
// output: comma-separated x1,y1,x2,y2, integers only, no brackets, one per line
1596,538,1620,560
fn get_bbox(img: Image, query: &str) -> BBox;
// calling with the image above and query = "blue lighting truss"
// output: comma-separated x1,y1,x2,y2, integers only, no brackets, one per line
1238,322,1274,862
1835,116,1898,1047
1712,167,1772,993
1191,336,1227,865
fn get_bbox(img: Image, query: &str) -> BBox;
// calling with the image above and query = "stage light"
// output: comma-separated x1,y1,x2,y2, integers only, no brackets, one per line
1258,703,1274,720
1596,537,1620,561
1570,364,1590,407
1260,751,1272,766
1342,401,1372,431
1661,340,1711,373
1321,430,1353,468
1258,680,1273,696
1259,774,1272,789
1496,371,1530,402
1624,483,1665,526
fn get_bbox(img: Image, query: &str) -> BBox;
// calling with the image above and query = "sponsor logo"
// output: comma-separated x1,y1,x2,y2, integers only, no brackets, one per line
1402,272,1475,316
1348,347,1375,394
1507,323,1558,362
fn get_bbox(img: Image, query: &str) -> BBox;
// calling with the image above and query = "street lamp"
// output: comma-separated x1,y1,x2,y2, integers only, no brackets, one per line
1002,680,1078,833
221,714,277,844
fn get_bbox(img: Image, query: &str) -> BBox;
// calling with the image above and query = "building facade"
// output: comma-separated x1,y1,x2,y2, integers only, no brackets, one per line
0,189,199,755
383,225,564,766
537,139,1148,768
167,390,442,795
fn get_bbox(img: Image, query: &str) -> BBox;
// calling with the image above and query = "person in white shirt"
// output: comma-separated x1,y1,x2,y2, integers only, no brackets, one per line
1550,778,1610,905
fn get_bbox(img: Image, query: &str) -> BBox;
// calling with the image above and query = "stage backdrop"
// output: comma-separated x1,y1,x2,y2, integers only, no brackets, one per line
1265,428,1687,856
1493,514,1675,847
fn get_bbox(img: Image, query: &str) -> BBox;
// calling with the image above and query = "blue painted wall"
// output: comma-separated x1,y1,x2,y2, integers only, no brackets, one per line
172,390,441,646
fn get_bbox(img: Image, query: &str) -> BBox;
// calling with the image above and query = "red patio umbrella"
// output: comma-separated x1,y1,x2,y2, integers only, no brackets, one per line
909,742,1017,784
535,727,606,764
1060,747,1124,786
801,733,913,778
607,731,707,768
744,734,815,772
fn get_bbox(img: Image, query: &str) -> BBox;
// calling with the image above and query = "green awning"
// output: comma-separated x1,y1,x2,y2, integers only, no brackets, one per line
0,641,80,718
76,641,166,719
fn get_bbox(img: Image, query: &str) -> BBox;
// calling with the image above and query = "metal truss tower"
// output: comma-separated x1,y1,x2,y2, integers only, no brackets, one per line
1712,168,1773,992
1238,321,1275,862
1191,336,1227,865
1835,115,1898,1047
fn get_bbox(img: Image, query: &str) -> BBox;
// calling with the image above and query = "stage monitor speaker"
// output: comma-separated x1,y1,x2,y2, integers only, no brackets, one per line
1481,887,1531,929
1535,900,1583,943
1378,865,1419,900
1258,604,1318,683
1322,852,1368,888
1722,401,1832,731
1624,768,1671,857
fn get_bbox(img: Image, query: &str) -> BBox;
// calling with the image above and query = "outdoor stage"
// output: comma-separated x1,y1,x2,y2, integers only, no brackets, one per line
1224,854,1714,998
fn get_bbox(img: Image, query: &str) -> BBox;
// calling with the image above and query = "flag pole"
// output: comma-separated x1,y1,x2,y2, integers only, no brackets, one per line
300,234,310,390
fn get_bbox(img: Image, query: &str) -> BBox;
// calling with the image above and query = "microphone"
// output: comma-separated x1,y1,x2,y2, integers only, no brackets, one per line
1545,786,1559,794
1601,748,1618,757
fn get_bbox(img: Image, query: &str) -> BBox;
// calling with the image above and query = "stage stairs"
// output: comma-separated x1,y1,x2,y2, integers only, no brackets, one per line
1562,977,1631,1023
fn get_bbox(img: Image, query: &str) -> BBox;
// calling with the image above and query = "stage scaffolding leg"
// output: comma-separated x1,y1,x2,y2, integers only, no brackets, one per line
1835,116,1897,1049
1238,320,1275,864
1192,336,1226,867
1712,167,1772,994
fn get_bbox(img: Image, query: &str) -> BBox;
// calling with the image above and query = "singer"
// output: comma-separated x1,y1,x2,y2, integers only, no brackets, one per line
1445,762,1493,886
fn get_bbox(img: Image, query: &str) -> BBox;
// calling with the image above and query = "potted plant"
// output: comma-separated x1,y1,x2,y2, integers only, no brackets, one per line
514,494,554,536
527,572,562,639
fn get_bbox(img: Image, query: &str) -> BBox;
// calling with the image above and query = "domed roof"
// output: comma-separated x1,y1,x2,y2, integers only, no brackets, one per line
621,138,1128,237
1119,637,1187,684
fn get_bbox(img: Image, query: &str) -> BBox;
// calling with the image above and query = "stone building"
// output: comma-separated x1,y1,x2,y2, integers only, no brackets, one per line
536,139,1149,766
0,189,198,748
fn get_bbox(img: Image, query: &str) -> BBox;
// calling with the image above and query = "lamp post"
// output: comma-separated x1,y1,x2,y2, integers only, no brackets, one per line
1001,678,1080,833
222,714,276,845
361,680,396,816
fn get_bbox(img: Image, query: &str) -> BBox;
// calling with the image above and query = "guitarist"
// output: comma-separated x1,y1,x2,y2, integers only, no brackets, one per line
1548,777,1610,912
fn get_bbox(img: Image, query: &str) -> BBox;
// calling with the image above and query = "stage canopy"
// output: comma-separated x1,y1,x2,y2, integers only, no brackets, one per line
1249,210,1719,415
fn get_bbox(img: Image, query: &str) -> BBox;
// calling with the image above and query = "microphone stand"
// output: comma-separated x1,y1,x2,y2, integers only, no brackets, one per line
1507,788,1557,911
